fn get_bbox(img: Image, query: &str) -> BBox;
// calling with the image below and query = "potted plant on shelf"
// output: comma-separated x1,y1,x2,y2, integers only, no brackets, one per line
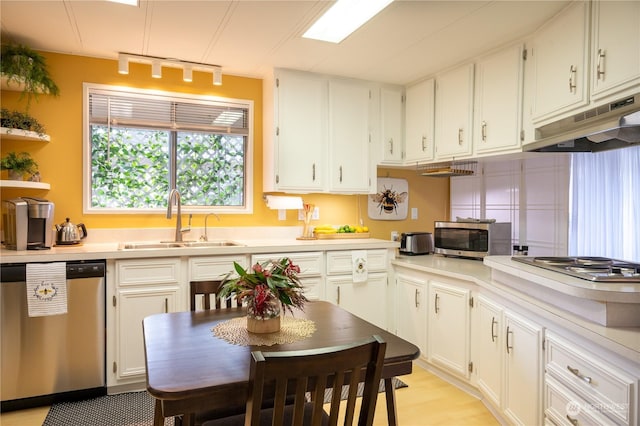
1,42,60,110
1,108,47,137
1,151,39,181
218,258,308,333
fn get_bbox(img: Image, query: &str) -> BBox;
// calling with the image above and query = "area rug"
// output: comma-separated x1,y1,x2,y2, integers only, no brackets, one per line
43,378,407,426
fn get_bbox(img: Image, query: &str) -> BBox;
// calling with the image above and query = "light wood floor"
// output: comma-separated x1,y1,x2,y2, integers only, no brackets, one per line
0,364,499,426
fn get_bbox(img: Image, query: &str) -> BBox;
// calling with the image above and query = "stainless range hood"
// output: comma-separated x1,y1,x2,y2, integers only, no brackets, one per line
524,93,640,152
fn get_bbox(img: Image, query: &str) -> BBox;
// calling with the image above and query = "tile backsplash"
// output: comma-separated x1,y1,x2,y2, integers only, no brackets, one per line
451,154,570,256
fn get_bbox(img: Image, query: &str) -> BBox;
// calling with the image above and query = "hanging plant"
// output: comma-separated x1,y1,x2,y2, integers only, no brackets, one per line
1,43,60,110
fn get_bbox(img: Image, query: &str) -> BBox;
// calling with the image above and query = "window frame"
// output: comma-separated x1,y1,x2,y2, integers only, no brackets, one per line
82,83,254,214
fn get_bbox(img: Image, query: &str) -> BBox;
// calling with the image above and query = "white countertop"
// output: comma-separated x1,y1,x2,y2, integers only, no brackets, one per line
0,238,399,263
392,254,640,363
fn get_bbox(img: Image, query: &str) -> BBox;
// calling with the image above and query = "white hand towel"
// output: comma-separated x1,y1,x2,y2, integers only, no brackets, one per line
26,262,67,317
352,250,368,283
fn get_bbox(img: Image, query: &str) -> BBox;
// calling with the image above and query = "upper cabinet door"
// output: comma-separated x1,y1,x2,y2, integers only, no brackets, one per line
328,79,370,193
434,63,475,160
276,70,327,192
405,78,435,163
474,44,525,156
531,1,590,124
380,86,404,164
590,0,640,101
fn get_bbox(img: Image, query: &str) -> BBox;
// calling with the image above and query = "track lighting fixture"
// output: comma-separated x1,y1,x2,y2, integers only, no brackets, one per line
117,52,222,86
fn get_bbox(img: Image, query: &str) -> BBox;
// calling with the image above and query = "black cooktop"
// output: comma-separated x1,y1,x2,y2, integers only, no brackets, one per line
511,256,640,283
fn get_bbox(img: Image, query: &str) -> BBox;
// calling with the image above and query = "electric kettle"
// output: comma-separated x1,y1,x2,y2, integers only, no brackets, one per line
55,218,88,245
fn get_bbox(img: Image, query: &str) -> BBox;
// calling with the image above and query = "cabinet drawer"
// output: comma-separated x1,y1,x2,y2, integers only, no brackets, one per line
117,258,181,286
189,255,249,281
326,249,387,275
251,252,323,277
546,332,633,424
545,375,616,426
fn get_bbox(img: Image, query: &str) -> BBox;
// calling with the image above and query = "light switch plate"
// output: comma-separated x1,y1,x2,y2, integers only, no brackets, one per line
298,207,320,220
411,207,418,220
278,209,286,220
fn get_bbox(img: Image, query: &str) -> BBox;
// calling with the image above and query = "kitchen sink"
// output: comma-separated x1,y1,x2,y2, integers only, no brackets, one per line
118,240,244,250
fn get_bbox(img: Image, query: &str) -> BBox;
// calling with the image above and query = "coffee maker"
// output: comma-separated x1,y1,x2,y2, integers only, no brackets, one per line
2,197,55,250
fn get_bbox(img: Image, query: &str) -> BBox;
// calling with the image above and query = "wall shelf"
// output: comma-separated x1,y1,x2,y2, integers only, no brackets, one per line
0,180,50,190
0,127,50,142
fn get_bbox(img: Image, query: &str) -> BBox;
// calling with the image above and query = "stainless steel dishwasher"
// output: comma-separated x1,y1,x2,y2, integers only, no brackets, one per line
1,260,106,411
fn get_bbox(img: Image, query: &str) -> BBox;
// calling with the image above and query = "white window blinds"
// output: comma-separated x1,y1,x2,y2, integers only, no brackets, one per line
88,89,248,135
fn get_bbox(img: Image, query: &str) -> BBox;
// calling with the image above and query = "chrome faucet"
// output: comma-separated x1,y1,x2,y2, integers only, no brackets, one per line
167,189,184,243
199,212,220,242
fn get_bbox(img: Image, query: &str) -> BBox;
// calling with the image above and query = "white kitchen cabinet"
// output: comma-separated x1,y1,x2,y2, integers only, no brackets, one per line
531,1,590,124
545,374,615,426
395,273,427,357
113,258,182,381
251,252,324,301
328,79,371,193
473,44,524,156
474,294,504,410
379,86,404,164
404,78,435,163
325,249,389,329
434,63,475,160
326,273,388,330
590,0,640,101
427,280,471,379
268,69,328,192
545,330,635,425
503,309,544,426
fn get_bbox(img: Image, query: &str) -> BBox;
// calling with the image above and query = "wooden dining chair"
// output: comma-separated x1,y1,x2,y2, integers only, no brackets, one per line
190,280,230,311
202,335,387,426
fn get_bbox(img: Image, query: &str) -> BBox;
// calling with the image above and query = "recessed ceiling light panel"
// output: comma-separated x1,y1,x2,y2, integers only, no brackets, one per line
303,0,393,43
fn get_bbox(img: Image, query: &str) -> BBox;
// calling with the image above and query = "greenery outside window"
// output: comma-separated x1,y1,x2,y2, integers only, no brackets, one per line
83,83,253,214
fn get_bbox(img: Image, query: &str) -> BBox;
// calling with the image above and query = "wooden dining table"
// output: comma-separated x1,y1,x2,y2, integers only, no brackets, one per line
143,301,420,426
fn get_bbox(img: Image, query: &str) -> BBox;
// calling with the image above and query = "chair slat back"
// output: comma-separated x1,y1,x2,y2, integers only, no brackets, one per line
247,335,386,426
190,280,230,311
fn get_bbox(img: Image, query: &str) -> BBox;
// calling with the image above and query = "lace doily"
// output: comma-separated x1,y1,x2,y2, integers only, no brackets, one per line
212,316,316,346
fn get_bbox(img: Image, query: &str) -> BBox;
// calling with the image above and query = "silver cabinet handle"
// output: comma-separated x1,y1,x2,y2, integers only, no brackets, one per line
481,121,487,142
568,65,577,92
491,316,497,342
421,136,426,151
566,415,579,426
567,365,592,384
597,48,606,80
415,288,420,308
389,138,394,155
312,163,316,181
164,298,168,313
336,286,340,305
458,128,463,145
506,326,513,354
339,165,343,183
434,293,440,314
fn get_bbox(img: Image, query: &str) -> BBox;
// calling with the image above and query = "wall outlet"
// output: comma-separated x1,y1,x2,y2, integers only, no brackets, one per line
411,207,418,220
278,209,286,221
391,231,399,241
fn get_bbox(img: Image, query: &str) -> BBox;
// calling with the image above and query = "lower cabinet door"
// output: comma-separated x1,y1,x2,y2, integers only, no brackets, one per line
326,273,387,330
428,281,470,379
115,287,178,379
475,295,504,409
503,310,544,426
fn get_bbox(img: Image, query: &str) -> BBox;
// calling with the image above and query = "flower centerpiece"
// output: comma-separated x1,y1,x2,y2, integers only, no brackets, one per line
218,258,308,333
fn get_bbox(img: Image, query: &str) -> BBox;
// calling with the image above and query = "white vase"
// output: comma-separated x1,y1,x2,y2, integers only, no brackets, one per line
8,170,23,180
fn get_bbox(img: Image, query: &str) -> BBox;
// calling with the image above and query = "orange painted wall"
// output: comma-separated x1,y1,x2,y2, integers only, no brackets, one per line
1,52,449,239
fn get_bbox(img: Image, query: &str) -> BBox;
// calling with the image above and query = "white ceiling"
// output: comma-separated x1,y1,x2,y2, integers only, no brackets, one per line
0,0,570,86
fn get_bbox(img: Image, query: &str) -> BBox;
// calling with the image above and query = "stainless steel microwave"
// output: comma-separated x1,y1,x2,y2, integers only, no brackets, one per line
434,221,512,259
